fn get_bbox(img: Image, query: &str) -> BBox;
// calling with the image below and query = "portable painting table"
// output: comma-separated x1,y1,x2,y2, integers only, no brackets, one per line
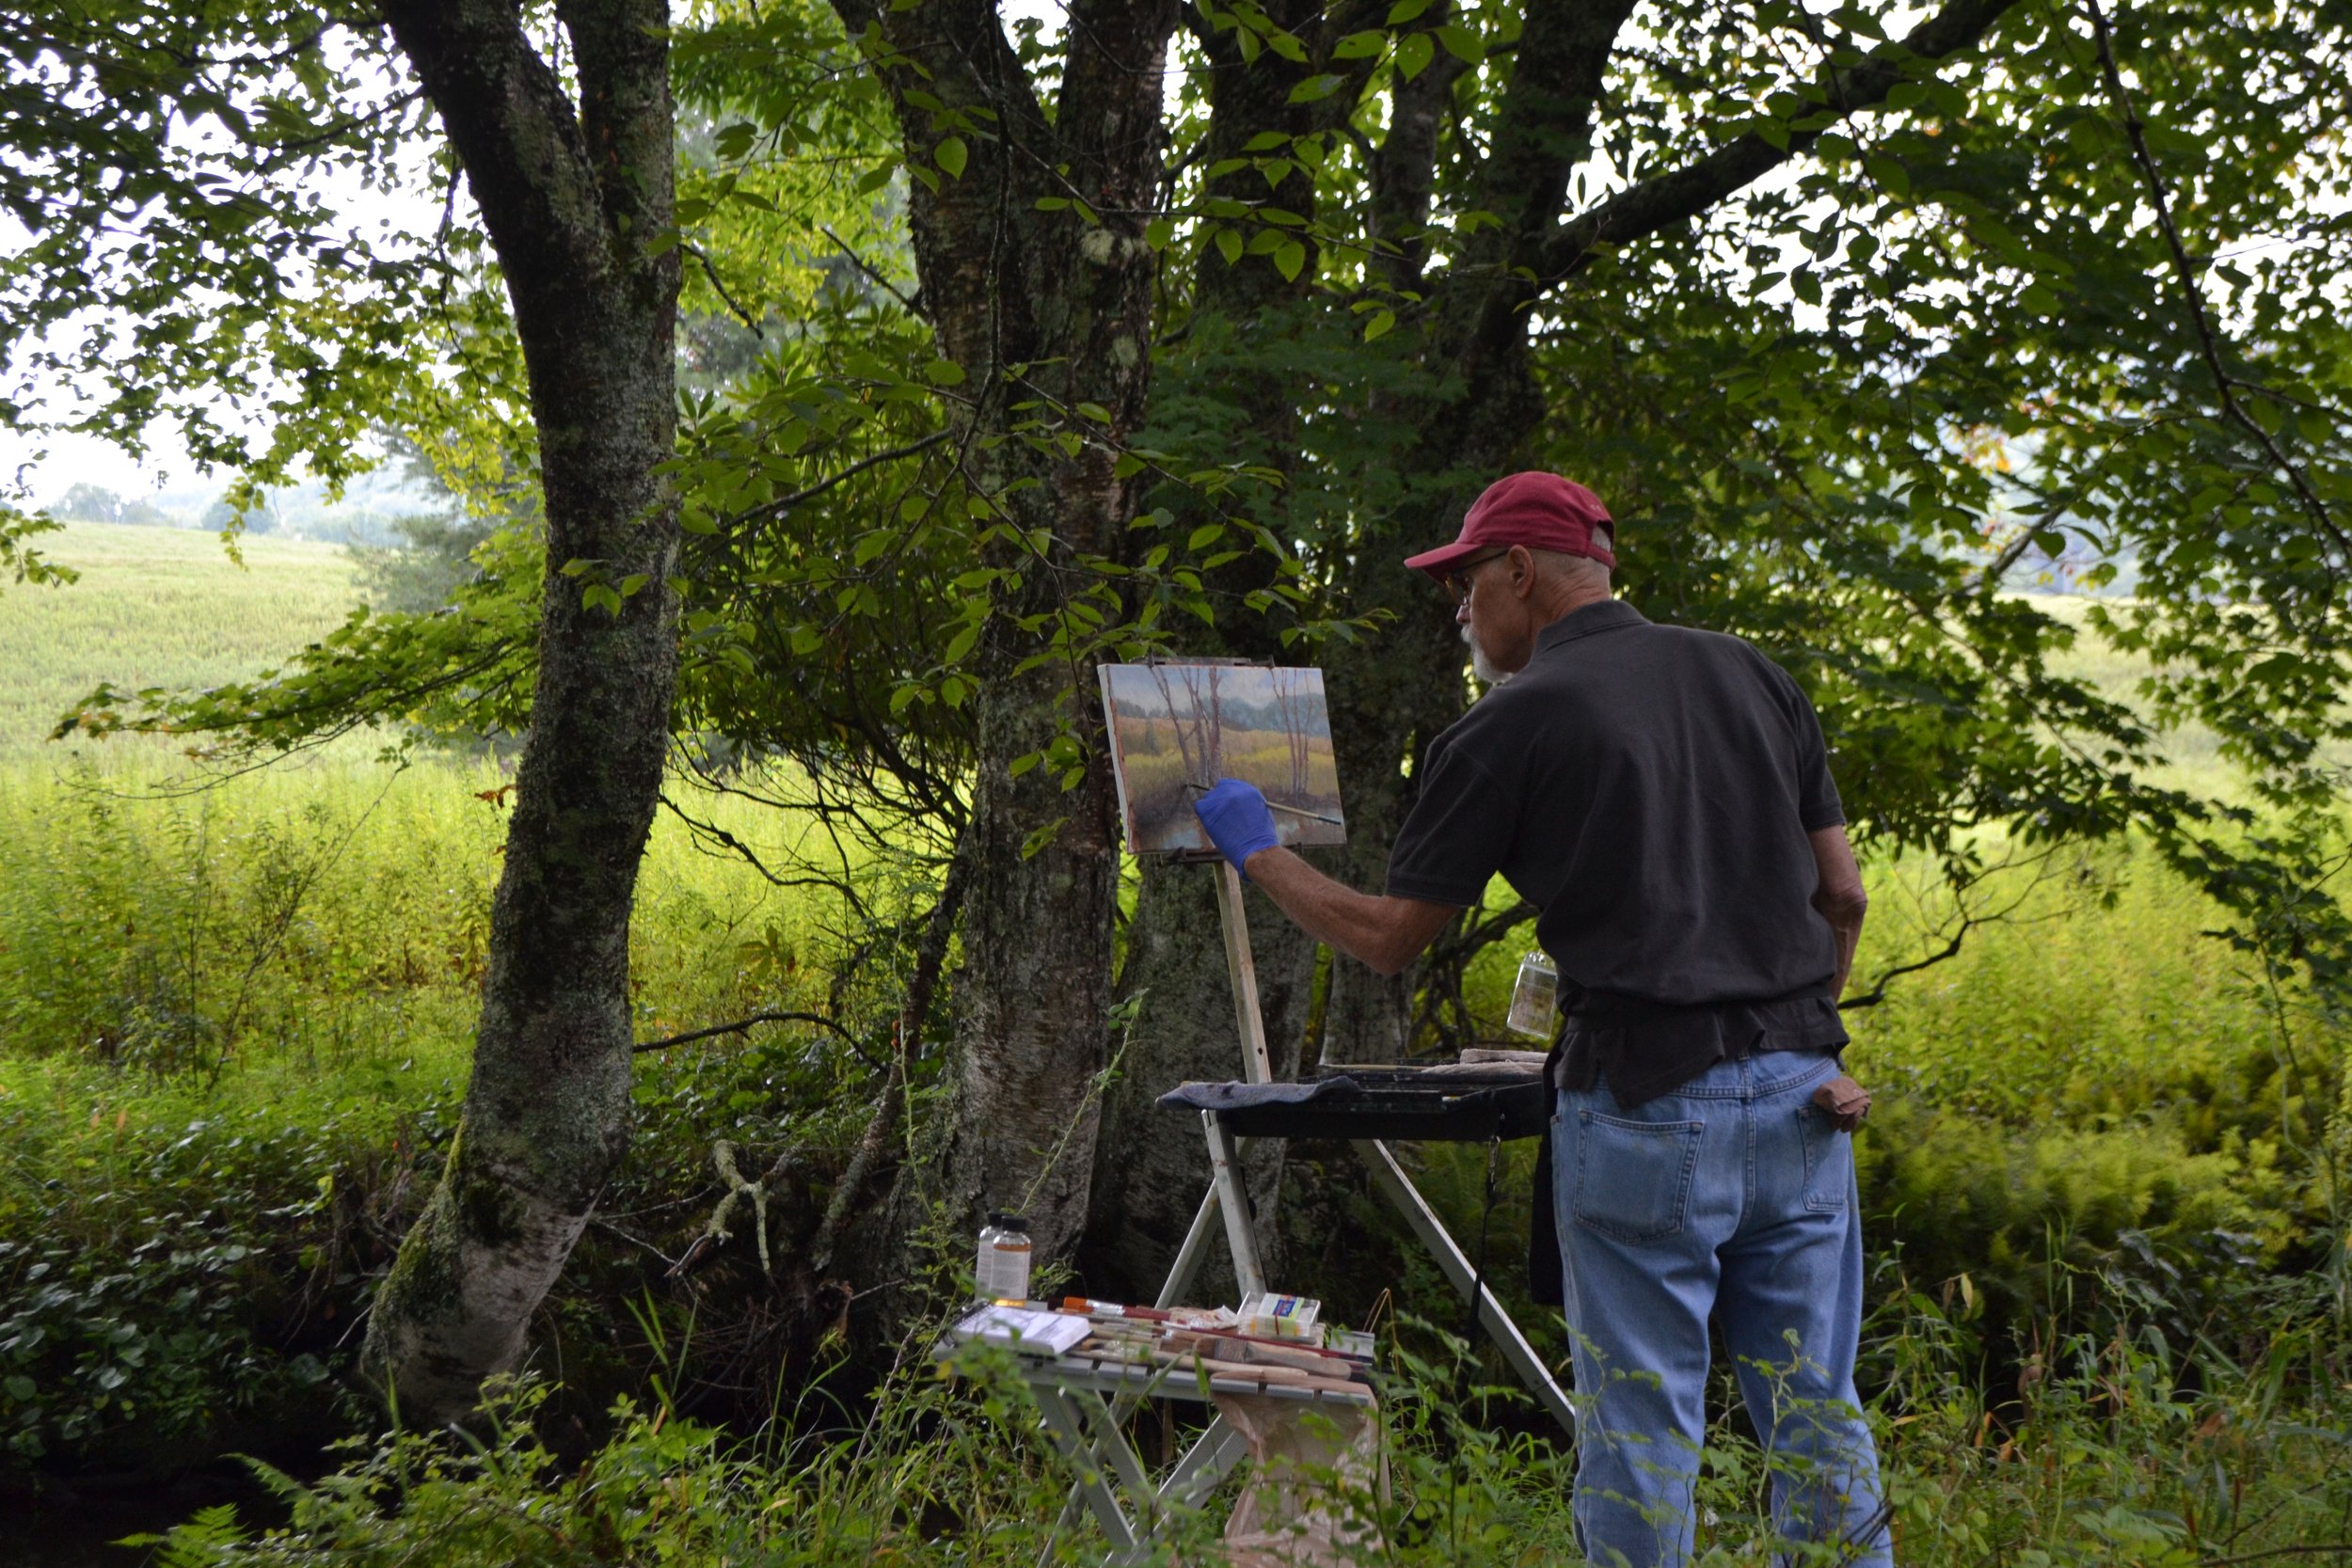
999,1346,1375,1566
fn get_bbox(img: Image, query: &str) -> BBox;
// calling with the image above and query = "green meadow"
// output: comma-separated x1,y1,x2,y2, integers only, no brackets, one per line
1,524,2345,1565
0,524,365,760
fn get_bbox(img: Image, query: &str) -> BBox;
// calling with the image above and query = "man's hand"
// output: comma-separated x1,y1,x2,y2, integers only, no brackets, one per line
1193,779,1279,879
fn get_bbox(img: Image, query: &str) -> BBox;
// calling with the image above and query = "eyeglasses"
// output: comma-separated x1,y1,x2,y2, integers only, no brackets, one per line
1444,549,1510,605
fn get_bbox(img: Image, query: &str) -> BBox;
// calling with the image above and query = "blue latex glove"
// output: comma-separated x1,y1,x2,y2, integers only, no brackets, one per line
1193,779,1279,879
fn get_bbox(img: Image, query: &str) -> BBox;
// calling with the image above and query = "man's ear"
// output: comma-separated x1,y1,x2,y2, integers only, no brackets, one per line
1510,546,1539,598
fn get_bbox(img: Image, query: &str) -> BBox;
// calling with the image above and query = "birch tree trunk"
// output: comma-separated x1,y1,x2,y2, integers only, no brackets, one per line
359,0,681,1425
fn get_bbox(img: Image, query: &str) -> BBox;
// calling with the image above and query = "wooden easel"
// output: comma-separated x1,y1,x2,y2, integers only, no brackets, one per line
1155,859,1577,1435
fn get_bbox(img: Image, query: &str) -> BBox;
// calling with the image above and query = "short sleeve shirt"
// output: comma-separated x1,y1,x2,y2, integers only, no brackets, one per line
1387,601,1847,1082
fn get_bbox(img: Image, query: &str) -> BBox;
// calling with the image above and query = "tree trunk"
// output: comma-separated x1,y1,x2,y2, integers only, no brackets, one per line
361,0,680,1425
832,0,1181,1275
1077,0,1338,1294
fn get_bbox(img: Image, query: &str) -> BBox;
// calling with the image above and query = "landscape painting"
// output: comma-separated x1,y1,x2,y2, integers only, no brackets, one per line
1098,662,1347,856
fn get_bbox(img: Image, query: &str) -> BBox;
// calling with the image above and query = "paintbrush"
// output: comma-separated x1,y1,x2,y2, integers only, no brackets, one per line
1183,781,1343,827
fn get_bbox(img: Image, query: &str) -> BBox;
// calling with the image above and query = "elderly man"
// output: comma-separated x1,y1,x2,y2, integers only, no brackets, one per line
1192,472,1888,1568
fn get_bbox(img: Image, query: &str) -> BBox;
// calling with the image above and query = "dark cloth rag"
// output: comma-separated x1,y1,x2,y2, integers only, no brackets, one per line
1156,1077,1360,1113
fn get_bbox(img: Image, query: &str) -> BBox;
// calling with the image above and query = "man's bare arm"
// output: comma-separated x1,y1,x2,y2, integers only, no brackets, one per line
1808,824,1867,999
1242,847,1461,977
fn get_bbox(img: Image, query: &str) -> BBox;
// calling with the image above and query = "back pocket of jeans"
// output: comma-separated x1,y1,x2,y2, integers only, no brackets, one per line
1571,1110,1704,1243
1796,1106,1851,1213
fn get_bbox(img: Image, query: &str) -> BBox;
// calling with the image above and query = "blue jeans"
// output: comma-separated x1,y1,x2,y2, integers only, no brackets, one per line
1553,1053,1890,1568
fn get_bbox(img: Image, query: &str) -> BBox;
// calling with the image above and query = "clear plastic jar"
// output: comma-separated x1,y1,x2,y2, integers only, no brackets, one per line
1507,950,1559,1037
976,1212,1033,1303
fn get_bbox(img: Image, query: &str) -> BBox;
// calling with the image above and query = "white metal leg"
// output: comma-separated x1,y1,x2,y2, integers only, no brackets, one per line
1155,1180,1224,1309
1033,1386,1141,1552
1029,1378,1252,1567
1203,1111,1266,1298
1351,1136,1578,1436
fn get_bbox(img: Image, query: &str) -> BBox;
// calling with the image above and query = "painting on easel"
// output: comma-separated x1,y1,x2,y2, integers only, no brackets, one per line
1097,663,1348,857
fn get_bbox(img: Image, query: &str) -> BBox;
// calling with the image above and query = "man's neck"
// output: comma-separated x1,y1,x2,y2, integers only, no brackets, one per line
1531,579,1612,632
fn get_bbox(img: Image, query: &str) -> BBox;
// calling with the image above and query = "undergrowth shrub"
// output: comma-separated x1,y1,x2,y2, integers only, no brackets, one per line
0,1058,460,1466
130,1259,2352,1568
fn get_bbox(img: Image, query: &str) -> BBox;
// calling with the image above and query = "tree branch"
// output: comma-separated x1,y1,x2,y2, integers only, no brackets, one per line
632,1009,877,1070
810,835,975,1271
1461,0,1641,279
2080,0,2347,561
1533,0,2025,282
1365,0,1480,294
685,240,765,338
733,431,953,528
378,0,610,320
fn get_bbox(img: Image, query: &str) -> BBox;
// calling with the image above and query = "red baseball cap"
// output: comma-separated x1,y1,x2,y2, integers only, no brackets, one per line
1403,472,1617,580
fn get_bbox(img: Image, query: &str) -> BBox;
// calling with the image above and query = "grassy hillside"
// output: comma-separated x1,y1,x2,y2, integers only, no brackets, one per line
0,522,362,758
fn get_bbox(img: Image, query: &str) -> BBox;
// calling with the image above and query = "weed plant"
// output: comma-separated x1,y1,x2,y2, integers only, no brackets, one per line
4,748,2344,1481
5,535,2347,1545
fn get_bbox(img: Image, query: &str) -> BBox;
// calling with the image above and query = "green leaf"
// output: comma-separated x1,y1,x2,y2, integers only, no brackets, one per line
944,623,981,663
1274,239,1307,280
1394,31,1436,79
1216,228,1245,265
935,135,968,178
1436,24,1483,62
1386,0,1432,23
1288,73,1345,103
1864,154,1911,199
1021,816,1072,858
714,120,758,160
1144,216,1177,250
1363,309,1395,341
925,358,968,386
1332,28,1386,57
1188,522,1226,549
